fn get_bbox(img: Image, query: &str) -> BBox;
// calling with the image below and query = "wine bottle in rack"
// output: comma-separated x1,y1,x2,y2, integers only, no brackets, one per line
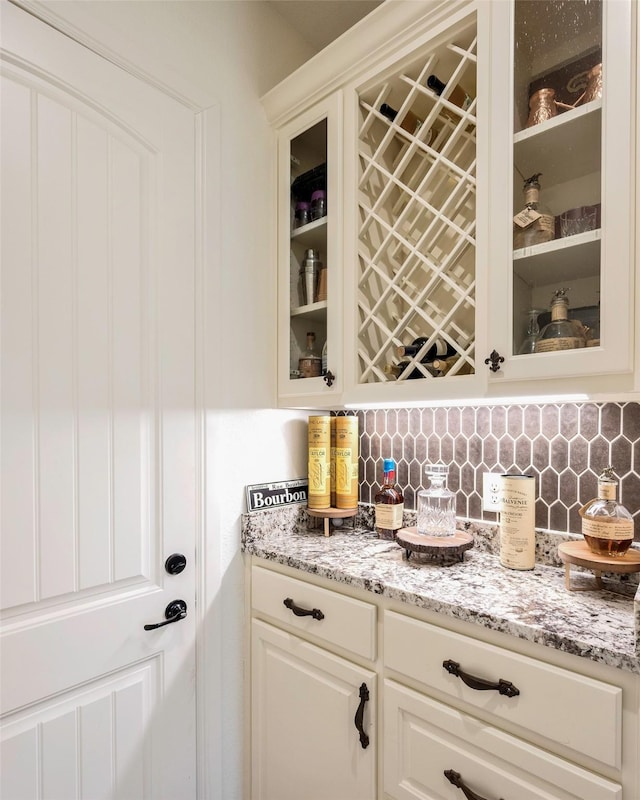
426,74,473,111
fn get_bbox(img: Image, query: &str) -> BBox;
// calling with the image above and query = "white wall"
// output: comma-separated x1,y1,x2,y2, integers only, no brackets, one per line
20,2,316,797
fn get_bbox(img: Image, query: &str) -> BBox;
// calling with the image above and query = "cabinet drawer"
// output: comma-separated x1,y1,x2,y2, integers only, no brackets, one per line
252,565,376,660
384,610,622,769
384,679,621,800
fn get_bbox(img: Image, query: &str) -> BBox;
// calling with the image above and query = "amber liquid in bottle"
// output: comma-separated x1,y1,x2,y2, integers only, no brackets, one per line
374,459,404,540
581,468,634,557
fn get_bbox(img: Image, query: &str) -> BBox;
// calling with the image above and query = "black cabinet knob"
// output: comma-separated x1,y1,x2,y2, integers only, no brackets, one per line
165,553,187,575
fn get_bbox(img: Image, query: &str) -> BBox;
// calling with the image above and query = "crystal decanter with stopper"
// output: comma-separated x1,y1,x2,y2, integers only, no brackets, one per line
534,288,586,353
580,467,634,557
417,463,456,537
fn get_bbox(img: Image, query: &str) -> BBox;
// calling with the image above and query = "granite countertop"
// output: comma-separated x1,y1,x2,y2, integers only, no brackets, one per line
241,506,640,675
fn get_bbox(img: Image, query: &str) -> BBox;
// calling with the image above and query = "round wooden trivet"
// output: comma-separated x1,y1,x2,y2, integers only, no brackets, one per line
558,540,640,592
307,506,358,537
396,526,474,563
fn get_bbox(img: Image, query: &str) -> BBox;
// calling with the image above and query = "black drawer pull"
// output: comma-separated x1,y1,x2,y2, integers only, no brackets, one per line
283,597,325,621
354,682,370,749
445,769,504,800
443,660,520,698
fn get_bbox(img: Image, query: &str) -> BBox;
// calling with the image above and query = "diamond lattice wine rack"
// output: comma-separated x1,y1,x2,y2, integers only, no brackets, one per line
356,21,477,386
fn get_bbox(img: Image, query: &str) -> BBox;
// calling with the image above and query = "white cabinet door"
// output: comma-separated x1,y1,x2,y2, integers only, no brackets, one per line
384,680,622,800
277,94,343,407
251,619,376,800
0,4,197,797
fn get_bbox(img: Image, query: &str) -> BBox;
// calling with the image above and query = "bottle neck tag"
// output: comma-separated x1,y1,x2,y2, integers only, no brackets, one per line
514,206,542,228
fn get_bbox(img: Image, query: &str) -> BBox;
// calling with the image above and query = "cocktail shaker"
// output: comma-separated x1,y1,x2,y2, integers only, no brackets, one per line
299,249,322,305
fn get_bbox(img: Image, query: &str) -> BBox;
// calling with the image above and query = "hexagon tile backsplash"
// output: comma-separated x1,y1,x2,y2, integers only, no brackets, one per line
342,402,640,540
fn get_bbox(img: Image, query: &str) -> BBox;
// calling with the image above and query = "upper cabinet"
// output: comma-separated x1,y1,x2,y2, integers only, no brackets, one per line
264,0,637,409
343,10,486,405
276,94,343,407
486,0,636,392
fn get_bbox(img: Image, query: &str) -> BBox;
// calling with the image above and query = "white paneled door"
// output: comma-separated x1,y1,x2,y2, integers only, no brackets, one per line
1,3,198,798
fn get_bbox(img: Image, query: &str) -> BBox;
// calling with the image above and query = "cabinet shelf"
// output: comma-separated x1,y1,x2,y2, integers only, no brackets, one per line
291,300,328,321
513,228,601,285
291,217,327,251
514,100,602,185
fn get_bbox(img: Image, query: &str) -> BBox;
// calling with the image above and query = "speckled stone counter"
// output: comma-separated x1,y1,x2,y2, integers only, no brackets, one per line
241,505,640,675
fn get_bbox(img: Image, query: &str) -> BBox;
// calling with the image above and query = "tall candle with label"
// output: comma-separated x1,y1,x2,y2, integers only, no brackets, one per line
499,474,535,570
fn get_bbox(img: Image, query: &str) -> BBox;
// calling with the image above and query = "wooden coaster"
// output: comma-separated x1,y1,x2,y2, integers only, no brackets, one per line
558,540,640,591
307,506,358,537
396,526,474,563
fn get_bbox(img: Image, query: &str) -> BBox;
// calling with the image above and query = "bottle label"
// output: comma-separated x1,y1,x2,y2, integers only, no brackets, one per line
514,207,542,229
534,336,584,352
335,448,357,493
499,475,535,570
375,503,404,529
598,481,617,501
581,518,634,541
308,447,329,495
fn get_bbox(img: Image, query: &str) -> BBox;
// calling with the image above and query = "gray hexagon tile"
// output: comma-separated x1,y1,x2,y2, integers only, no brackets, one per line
336,402,640,539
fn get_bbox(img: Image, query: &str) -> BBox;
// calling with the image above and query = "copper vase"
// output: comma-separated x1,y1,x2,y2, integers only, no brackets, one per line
580,63,603,104
525,88,558,128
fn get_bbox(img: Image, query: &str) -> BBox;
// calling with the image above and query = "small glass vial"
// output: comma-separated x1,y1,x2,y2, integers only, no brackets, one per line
417,464,456,537
580,467,634,557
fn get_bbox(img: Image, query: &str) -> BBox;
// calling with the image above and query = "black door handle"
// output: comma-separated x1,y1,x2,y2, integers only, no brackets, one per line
144,599,187,630
445,769,504,800
283,597,325,620
354,682,370,749
443,660,520,697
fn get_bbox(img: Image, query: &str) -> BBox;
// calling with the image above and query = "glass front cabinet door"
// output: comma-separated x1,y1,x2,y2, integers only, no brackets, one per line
487,0,635,390
277,94,343,406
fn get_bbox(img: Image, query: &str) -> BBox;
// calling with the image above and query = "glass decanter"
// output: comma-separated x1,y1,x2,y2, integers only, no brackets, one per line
417,464,456,537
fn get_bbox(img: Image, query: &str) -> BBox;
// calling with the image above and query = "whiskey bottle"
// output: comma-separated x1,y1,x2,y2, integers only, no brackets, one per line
580,467,634,557
534,288,586,353
513,173,555,249
298,332,322,378
374,458,404,540
426,74,473,111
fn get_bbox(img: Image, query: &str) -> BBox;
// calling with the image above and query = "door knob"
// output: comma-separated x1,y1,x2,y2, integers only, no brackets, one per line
144,599,187,630
165,553,187,574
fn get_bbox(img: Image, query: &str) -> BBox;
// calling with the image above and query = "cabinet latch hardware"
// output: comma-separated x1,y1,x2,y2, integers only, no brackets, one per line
443,659,520,697
323,370,335,387
484,350,505,373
